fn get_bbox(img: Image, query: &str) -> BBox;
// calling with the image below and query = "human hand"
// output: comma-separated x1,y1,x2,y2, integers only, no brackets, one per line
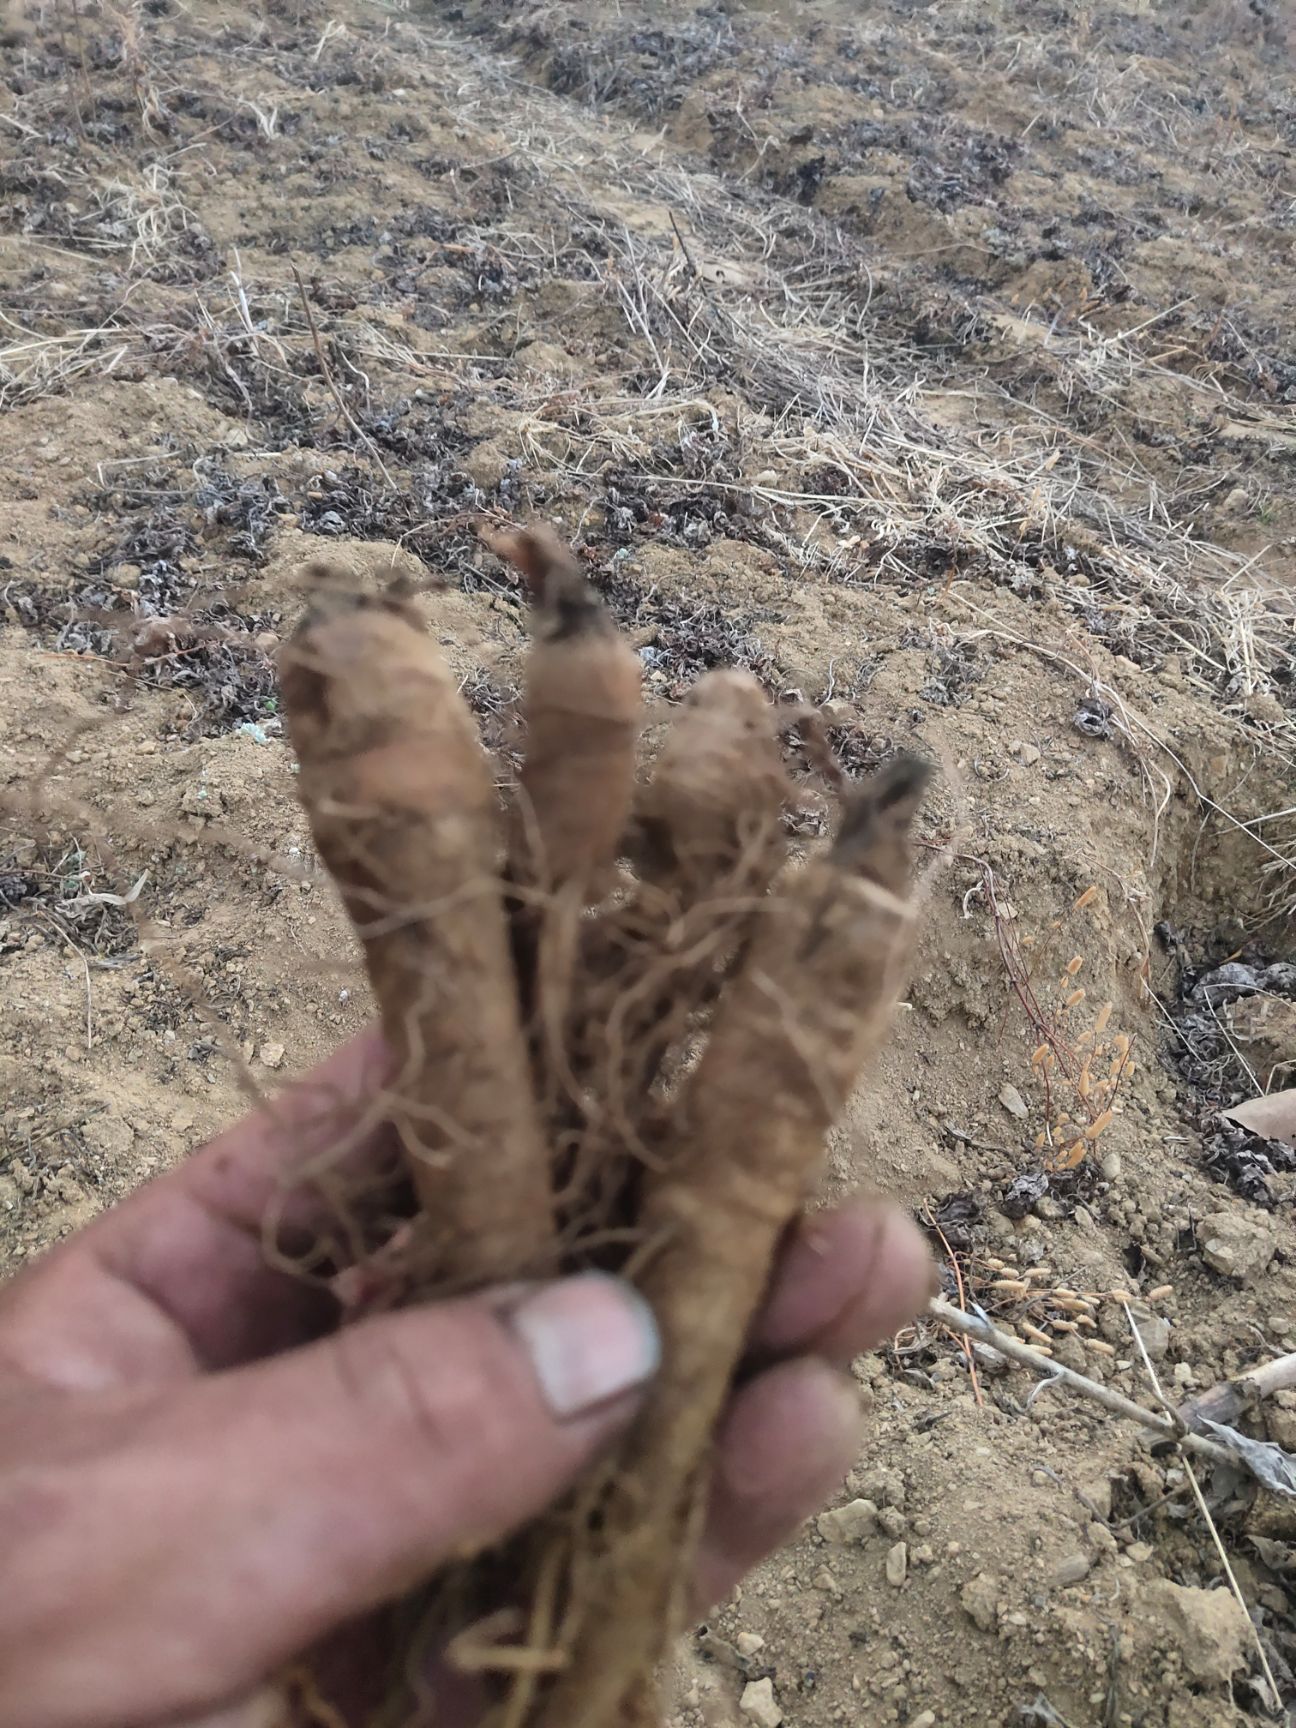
0,1032,932,1728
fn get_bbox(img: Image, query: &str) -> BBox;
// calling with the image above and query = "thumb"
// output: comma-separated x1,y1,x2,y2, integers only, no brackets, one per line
183,1274,660,1667
11,1277,658,1728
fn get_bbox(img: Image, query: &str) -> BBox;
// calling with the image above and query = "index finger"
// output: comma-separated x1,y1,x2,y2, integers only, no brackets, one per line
178,1026,400,1251
0,1031,402,1382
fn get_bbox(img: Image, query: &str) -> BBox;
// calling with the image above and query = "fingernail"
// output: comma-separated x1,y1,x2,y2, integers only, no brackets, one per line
507,1274,660,1419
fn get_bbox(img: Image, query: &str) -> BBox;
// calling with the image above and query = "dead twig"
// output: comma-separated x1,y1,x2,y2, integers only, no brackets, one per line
1180,1351,1296,1430
924,1209,983,1408
1126,1310,1283,1716
291,266,395,487
931,1297,1239,1473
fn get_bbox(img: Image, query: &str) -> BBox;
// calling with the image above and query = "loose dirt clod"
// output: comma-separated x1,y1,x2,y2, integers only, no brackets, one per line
279,528,929,1726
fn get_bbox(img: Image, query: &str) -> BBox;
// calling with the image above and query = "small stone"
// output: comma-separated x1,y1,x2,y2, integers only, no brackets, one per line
1050,1331,1088,1376
259,1041,286,1070
1267,1403,1296,1451
999,1083,1029,1119
860,1470,906,1509
971,1341,1009,1375
1018,743,1041,766
1133,1580,1250,1686
960,1571,999,1632
739,1678,782,1728
735,1632,766,1657
1244,689,1286,727
1049,1551,1092,1587
1101,1149,1121,1182
1126,1542,1153,1563
1032,1195,1065,1221
910,1714,937,1728
461,438,508,491
816,1498,878,1543
1131,1309,1170,1361
1080,1475,1113,1521
1198,1210,1276,1282
885,1541,908,1587
878,1506,907,1539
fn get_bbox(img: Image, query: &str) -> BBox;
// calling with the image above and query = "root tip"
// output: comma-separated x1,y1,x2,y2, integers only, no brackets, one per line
481,520,610,639
834,753,931,880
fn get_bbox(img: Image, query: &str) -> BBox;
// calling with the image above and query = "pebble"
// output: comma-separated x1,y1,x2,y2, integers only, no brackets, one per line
999,1083,1029,1119
817,1498,878,1543
739,1678,783,1728
1198,1211,1276,1282
885,1541,908,1587
735,1632,766,1657
878,1507,907,1539
258,1041,286,1070
1126,1542,1154,1563
1131,1310,1171,1361
911,1713,937,1728
1049,1551,1092,1587
859,1470,906,1509
960,1571,999,1632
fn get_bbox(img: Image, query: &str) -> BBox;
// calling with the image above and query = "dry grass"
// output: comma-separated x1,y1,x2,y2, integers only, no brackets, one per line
0,314,134,408
5,0,1293,913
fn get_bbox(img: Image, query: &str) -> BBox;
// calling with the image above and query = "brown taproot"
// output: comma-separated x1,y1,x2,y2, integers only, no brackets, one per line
280,566,552,1282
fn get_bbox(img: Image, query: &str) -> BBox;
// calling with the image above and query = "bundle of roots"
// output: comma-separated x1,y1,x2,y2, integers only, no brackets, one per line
278,524,930,1728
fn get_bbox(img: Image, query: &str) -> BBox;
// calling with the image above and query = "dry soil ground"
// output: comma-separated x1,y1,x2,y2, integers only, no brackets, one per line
2,2,1295,1724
